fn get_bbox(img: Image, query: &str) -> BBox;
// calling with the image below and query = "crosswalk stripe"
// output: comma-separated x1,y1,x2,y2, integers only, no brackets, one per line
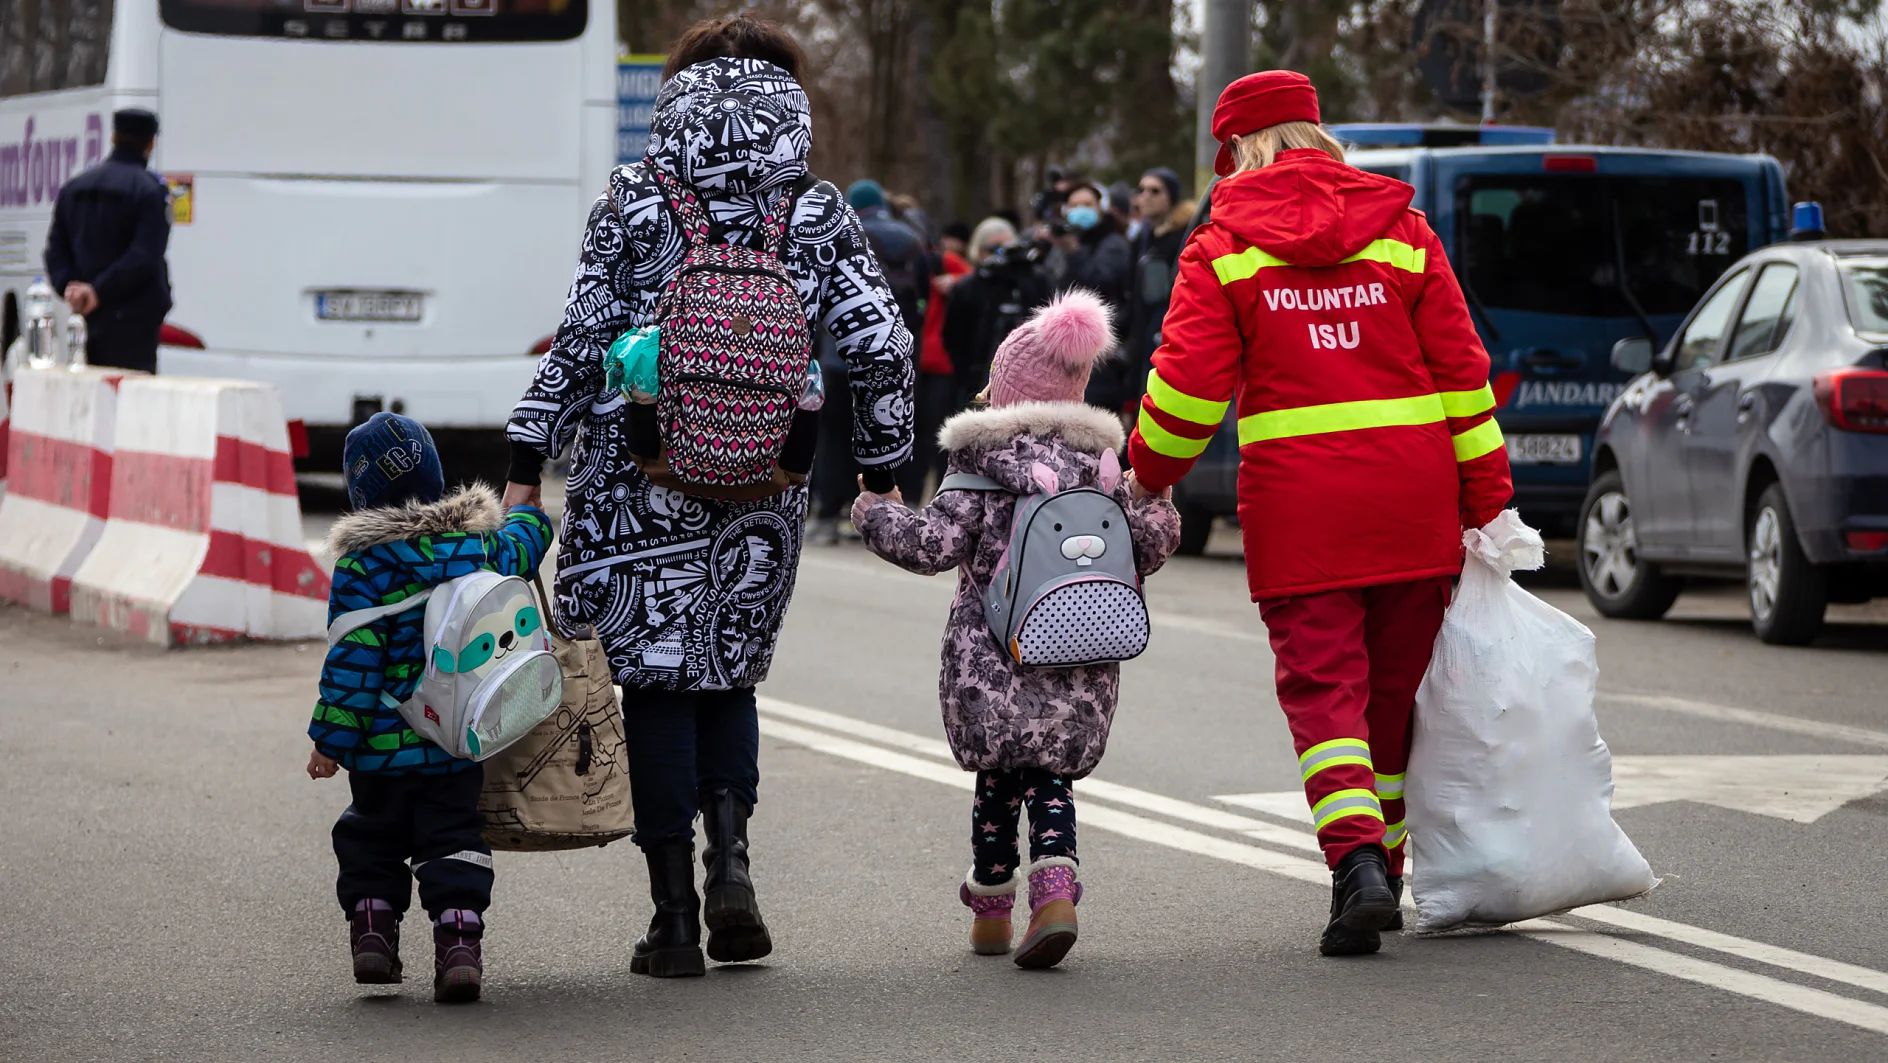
757,697,1888,1035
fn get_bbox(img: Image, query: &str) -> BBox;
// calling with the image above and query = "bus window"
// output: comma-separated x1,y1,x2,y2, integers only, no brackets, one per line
1458,174,1751,320
159,0,587,43
0,0,112,98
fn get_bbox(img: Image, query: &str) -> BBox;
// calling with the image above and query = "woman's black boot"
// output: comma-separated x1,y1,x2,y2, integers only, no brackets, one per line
701,787,773,963
1320,844,1397,957
631,841,706,977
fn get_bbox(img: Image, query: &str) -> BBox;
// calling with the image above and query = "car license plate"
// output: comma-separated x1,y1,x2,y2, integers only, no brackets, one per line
1506,433,1583,465
315,290,423,322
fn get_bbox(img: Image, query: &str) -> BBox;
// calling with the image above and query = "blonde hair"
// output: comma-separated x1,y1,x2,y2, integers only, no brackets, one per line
1231,121,1346,172
968,216,1018,263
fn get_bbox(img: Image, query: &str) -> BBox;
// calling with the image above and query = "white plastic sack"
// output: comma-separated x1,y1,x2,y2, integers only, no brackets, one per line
1406,510,1655,932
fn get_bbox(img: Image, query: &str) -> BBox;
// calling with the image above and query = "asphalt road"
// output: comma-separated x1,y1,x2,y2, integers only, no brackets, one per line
5,502,1888,1062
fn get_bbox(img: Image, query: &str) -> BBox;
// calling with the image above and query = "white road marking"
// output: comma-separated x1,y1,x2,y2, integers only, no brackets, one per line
1564,905,1888,997
1609,754,1888,823
758,697,1888,1034
758,697,1321,854
1510,921,1888,1036
1604,691,1888,751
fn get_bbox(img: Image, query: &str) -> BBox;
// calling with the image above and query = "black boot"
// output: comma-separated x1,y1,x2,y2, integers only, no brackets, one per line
1320,844,1397,957
1385,875,1404,932
631,841,706,977
701,787,773,963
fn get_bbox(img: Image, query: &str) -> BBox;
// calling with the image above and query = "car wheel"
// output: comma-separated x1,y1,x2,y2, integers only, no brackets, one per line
1175,498,1215,557
1577,471,1681,619
1746,483,1827,645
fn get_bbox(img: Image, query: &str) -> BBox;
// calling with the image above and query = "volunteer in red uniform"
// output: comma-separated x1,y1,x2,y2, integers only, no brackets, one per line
1127,71,1512,956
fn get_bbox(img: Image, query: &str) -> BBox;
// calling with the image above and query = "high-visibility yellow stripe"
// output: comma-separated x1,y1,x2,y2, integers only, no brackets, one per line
1375,772,1406,800
1146,369,1231,427
1383,819,1408,849
1342,238,1427,274
1136,407,1212,460
1311,788,1385,832
1238,393,1445,447
1440,383,1496,418
1210,238,1426,284
1299,737,1373,783
1453,418,1506,462
1212,246,1290,285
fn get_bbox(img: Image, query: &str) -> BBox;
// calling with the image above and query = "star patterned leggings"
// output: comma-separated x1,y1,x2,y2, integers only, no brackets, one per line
971,768,1076,887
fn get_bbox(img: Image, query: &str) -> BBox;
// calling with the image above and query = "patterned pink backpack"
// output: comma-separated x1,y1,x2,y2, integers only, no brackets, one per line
635,170,815,498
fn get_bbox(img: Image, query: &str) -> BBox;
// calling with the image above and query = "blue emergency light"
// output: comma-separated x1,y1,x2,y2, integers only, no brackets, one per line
1790,201,1826,241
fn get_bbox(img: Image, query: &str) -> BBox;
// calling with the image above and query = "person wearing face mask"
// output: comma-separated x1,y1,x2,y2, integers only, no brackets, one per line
1054,182,1134,414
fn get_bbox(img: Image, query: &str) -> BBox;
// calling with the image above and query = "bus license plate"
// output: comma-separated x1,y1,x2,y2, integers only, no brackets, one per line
1507,434,1583,465
316,291,423,322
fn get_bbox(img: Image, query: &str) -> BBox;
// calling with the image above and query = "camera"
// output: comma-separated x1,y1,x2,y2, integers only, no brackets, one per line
981,237,1052,275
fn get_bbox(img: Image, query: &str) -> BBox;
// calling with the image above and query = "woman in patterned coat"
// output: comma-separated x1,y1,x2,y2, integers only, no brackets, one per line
503,19,916,978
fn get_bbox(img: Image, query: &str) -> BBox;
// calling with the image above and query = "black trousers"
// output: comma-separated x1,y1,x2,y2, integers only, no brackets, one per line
84,314,161,374
333,766,492,920
971,768,1077,886
622,686,760,851
812,364,857,521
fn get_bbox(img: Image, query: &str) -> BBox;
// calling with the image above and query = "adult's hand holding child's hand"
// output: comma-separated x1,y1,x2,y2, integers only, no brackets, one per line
307,748,340,780
851,476,904,528
502,481,543,510
1126,470,1171,502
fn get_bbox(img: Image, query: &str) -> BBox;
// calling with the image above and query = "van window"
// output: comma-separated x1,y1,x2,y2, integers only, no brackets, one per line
1458,175,1750,319
0,0,112,98
1359,164,1410,183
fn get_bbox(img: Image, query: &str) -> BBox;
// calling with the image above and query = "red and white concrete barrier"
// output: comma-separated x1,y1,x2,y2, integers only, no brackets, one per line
0,367,130,612
68,377,330,645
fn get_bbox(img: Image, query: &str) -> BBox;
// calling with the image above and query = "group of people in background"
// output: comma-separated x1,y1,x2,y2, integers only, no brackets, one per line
805,165,1199,544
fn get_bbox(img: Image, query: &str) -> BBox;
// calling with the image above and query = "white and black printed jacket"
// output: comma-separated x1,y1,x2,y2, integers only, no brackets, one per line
506,57,916,692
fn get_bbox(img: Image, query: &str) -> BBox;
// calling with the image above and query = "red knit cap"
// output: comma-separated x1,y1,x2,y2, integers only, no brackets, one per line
1212,70,1321,176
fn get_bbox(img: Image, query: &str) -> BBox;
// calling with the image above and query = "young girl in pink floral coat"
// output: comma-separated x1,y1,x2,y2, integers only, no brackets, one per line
853,289,1181,969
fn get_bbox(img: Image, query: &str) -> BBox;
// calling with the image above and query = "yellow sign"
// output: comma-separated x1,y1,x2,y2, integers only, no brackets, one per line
165,174,194,225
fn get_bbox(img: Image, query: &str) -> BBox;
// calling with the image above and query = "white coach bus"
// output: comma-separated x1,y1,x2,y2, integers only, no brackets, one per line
0,0,618,467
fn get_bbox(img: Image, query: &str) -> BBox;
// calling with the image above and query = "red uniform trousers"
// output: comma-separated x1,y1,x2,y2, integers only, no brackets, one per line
1258,576,1450,877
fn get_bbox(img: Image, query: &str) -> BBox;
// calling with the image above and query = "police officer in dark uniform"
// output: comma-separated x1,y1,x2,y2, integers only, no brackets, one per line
43,109,173,373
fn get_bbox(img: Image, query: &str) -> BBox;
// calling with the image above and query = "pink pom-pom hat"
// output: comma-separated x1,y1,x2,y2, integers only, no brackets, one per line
985,288,1116,408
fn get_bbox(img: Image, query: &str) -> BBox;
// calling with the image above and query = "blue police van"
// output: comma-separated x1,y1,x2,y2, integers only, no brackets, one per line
1169,124,1790,550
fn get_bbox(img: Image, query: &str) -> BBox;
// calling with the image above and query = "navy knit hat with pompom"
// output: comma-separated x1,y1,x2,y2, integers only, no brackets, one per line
342,412,445,511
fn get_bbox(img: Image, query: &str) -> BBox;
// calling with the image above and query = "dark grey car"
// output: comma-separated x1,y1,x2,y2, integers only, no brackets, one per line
1581,240,1888,643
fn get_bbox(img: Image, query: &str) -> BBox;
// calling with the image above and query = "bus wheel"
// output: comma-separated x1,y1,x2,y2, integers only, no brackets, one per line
1577,471,1680,620
1746,484,1826,645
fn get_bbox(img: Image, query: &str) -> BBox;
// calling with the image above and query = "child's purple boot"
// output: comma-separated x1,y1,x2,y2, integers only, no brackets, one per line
1015,858,1081,970
433,909,483,1003
959,870,1019,955
349,899,402,984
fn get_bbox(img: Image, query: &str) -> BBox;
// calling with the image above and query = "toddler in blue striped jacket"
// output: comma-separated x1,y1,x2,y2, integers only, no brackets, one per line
306,412,552,1002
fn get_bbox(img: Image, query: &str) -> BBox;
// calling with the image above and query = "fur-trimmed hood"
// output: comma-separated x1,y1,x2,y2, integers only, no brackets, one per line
937,401,1126,456
326,483,505,556
936,401,1129,499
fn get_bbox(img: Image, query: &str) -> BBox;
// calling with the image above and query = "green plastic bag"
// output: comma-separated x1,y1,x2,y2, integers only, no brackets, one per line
604,326,661,401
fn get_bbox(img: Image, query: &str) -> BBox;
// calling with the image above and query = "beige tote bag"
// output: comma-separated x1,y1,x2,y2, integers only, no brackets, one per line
479,577,634,851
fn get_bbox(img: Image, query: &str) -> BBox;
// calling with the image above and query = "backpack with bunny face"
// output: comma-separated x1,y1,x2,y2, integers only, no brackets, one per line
328,571,563,761
938,449,1151,667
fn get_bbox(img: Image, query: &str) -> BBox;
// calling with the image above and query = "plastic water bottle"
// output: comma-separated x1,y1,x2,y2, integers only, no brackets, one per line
23,277,58,370
64,312,87,371
798,358,825,411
